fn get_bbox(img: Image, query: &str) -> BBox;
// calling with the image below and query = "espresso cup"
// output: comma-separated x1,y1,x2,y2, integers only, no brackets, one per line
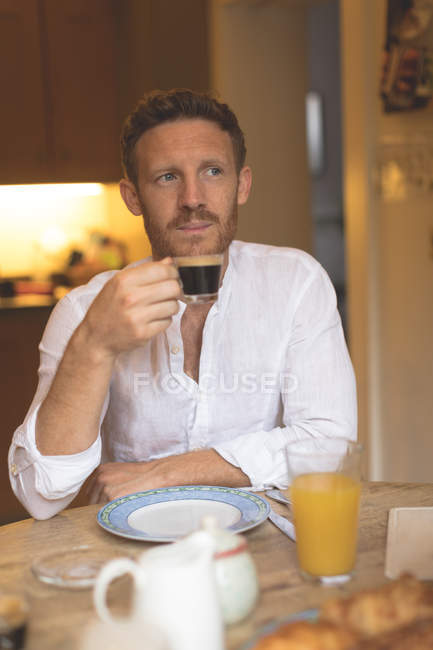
0,592,28,650
174,254,223,303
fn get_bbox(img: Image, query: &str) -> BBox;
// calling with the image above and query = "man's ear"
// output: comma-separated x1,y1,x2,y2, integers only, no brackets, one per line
119,179,142,216
237,166,252,206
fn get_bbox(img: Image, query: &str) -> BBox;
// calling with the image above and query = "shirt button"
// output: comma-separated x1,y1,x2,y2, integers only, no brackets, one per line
10,463,18,476
171,345,180,355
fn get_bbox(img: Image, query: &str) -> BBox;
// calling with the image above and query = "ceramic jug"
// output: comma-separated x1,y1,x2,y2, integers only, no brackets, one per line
93,531,224,650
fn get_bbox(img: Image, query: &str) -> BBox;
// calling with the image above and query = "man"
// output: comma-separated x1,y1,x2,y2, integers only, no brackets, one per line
9,90,357,520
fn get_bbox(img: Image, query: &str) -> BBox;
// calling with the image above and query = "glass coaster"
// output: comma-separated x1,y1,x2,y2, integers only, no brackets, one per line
31,545,120,589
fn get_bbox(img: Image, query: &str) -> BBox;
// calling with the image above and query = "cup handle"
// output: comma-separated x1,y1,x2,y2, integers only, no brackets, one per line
93,558,139,623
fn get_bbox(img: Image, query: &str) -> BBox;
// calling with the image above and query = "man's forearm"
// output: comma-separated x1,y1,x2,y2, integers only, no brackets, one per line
87,449,251,503
163,448,250,487
35,324,115,456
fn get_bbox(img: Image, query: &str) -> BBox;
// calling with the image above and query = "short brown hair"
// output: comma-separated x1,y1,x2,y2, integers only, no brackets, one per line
120,89,247,186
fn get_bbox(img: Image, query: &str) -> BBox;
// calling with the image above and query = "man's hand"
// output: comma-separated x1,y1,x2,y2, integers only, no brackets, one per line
77,257,182,361
86,450,250,504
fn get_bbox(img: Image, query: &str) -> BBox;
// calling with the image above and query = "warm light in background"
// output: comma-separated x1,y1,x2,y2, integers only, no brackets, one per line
0,183,104,199
39,226,68,254
0,183,151,278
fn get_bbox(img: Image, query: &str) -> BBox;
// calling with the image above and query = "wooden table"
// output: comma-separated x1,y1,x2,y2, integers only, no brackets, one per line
0,482,432,649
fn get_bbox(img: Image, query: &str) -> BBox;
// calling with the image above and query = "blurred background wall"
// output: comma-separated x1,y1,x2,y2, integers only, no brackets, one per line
342,0,433,482
210,0,312,251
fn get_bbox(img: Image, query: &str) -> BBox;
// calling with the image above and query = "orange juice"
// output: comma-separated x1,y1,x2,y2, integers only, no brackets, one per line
290,472,360,577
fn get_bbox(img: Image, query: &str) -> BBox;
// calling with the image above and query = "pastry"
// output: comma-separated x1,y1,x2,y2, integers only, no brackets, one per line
251,575,433,649
320,574,433,637
252,620,357,650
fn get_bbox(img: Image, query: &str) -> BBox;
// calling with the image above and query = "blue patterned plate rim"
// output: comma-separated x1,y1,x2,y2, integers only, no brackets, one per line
238,609,318,649
97,485,270,542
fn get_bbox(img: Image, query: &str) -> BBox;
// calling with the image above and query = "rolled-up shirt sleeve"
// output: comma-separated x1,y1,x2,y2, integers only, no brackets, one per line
8,293,106,520
213,266,357,490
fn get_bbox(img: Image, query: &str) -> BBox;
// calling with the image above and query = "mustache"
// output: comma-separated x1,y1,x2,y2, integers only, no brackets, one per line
170,208,220,229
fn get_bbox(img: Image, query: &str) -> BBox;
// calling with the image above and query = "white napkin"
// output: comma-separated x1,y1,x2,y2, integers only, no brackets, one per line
385,507,433,579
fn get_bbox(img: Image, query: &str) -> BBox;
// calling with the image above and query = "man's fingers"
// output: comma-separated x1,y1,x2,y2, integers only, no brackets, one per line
121,259,179,288
85,462,138,504
139,299,179,322
86,474,101,504
85,466,108,504
88,483,102,505
144,318,174,339
125,279,181,308
87,476,113,505
83,259,181,356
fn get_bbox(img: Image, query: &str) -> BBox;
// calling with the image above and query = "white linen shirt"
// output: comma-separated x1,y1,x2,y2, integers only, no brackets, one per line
9,241,357,519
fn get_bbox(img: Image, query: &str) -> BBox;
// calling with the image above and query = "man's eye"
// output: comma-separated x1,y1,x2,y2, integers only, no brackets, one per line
207,167,222,176
159,173,175,182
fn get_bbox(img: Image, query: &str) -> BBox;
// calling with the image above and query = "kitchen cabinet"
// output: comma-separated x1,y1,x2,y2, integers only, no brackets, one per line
0,299,94,523
0,0,211,185
0,0,121,184
0,302,54,524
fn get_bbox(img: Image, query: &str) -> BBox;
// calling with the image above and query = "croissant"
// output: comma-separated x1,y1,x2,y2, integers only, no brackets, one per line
320,573,433,637
251,575,433,649
252,620,357,650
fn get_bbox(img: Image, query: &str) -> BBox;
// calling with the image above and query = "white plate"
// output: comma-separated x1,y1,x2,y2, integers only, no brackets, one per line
97,485,270,542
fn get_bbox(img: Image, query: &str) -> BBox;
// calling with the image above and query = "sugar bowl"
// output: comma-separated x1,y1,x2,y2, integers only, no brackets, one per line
201,516,259,624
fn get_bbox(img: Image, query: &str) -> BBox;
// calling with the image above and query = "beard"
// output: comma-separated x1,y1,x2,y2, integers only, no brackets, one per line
138,197,238,260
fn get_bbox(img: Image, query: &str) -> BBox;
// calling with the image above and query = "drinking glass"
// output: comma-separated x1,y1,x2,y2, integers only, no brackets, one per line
285,438,362,585
174,254,223,303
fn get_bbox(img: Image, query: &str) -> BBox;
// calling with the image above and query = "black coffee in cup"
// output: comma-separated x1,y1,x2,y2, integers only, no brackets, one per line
175,254,223,303
0,595,28,650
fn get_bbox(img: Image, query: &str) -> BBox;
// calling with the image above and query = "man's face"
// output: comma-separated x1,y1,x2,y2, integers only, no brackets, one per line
121,118,251,260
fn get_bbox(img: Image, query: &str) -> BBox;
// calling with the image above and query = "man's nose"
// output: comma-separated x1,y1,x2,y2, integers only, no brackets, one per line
179,176,205,210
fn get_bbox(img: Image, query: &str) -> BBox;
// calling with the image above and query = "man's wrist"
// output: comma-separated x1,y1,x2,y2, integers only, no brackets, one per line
70,321,116,368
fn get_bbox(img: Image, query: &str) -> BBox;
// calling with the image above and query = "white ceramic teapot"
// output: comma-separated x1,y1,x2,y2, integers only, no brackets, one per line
93,530,224,650
202,516,259,625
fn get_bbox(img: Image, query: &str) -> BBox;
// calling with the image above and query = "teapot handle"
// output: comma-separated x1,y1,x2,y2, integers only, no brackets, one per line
93,558,141,623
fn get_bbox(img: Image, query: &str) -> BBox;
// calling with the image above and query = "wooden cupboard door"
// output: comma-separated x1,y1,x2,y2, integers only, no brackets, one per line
42,0,121,182
0,0,49,184
0,306,54,524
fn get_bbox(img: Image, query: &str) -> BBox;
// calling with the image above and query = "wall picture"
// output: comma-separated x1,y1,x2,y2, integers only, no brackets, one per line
381,0,433,111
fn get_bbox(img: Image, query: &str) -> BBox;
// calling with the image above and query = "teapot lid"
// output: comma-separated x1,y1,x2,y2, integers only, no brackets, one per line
201,516,248,558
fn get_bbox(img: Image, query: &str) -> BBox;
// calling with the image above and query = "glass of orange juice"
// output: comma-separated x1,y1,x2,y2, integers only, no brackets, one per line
285,438,362,585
